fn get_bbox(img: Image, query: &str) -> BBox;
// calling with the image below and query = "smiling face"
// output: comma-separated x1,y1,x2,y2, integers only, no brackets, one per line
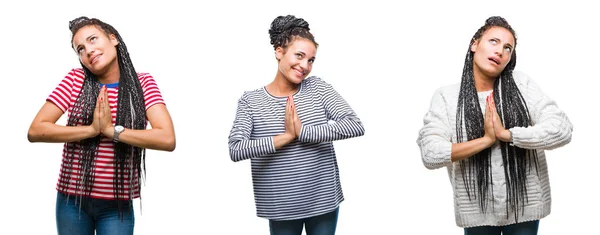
471,26,515,79
275,38,317,84
72,25,119,76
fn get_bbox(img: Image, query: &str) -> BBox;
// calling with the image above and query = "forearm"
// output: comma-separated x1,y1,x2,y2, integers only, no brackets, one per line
229,137,277,162
28,123,96,143
510,76,573,150
451,137,494,162
298,119,365,143
510,123,572,150
105,127,175,151
273,133,295,149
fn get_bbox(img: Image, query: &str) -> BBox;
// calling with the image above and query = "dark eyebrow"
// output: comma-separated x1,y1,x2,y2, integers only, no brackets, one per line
492,37,514,49
86,34,96,41
297,50,316,60
75,34,97,50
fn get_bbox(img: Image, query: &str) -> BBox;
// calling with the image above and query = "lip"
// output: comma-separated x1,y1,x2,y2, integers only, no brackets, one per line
90,54,102,65
293,67,304,77
488,56,500,65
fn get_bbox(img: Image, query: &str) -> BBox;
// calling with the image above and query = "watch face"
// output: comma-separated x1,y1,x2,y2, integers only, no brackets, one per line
115,125,124,132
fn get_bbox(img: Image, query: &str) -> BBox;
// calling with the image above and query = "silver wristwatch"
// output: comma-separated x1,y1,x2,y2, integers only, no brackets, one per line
113,125,125,143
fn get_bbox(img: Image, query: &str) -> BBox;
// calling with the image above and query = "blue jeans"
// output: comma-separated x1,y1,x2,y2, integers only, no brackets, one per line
56,192,134,235
464,220,539,235
269,207,339,235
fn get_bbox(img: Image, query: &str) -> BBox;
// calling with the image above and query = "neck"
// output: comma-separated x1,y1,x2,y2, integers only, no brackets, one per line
472,62,495,92
266,71,299,97
97,60,120,84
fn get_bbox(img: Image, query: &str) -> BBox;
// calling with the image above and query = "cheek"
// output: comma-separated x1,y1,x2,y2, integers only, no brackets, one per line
78,54,89,64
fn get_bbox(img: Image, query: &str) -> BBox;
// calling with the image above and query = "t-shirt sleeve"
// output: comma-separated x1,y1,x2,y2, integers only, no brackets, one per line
138,73,166,110
46,69,78,113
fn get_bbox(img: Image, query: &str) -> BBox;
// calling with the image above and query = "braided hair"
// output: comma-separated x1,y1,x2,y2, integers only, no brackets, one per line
268,15,318,50
62,16,147,218
456,16,538,222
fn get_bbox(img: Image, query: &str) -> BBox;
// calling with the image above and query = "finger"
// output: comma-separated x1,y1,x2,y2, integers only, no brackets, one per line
290,96,296,120
96,90,102,109
286,96,292,121
103,86,109,106
98,97,103,121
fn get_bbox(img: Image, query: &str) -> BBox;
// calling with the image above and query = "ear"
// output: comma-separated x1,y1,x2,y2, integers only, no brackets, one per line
470,39,478,53
275,46,284,61
109,34,119,46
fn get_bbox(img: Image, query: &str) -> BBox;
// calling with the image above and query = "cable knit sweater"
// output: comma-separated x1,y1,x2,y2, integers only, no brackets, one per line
417,71,573,228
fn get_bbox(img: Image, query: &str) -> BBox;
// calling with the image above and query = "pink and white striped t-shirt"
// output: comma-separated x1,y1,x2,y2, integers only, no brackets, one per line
47,68,165,200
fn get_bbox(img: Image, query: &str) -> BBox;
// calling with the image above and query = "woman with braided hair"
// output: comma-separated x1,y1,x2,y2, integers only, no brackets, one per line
417,16,572,234
228,15,365,235
27,16,175,235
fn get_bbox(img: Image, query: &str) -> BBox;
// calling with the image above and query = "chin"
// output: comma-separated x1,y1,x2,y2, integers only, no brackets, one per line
481,66,503,78
288,76,304,84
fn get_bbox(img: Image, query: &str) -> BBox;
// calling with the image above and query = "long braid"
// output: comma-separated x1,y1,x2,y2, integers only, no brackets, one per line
112,29,147,216
62,70,101,208
66,17,146,219
456,16,538,222
457,48,493,212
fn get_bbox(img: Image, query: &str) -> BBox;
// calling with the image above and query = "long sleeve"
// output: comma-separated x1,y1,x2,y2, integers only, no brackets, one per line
228,93,276,162
298,78,365,143
417,89,453,170
509,72,573,150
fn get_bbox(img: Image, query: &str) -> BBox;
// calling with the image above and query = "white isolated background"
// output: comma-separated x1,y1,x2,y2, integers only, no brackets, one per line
0,0,596,234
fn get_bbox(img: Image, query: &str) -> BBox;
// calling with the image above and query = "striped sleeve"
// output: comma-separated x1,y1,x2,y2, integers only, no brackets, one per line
228,93,276,162
46,69,78,112
298,78,365,143
139,73,165,110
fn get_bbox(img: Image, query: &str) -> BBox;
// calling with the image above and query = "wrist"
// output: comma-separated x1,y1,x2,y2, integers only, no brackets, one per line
296,125,303,138
500,129,511,142
482,136,495,148
285,132,296,141
103,125,115,139
87,125,98,138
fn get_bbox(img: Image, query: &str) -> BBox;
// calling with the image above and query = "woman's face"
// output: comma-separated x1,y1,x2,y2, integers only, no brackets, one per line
471,26,515,78
275,38,317,84
72,25,119,75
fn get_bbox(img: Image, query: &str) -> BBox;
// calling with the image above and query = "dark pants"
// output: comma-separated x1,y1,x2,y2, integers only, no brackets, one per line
464,220,539,235
269,207,340,235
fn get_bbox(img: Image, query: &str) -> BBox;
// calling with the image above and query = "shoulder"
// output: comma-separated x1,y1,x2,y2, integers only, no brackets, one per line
136,72,154,82
65,68,85,82
302,75,327,87
433,82,461,100
300,76,338,94
511,70,534,88
238,87,264,103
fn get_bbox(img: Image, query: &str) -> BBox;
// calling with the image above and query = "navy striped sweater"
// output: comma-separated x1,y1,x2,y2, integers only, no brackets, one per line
228,76,365,220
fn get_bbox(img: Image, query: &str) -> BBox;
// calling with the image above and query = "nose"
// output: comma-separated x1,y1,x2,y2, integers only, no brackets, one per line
86,47,96,58
494,46,503,58
299,59,309,72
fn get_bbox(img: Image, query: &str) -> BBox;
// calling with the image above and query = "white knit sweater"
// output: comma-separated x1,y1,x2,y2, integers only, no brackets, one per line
417,71,573,228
